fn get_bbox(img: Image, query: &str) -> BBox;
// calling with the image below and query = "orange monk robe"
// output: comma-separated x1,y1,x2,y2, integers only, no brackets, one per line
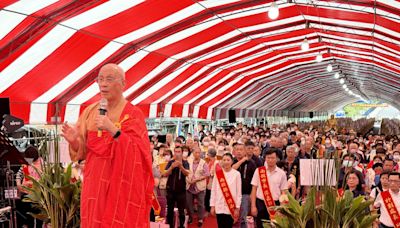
70,102,154,228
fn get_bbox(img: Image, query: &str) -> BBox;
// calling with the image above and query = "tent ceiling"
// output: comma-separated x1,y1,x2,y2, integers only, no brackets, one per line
0,0,399,123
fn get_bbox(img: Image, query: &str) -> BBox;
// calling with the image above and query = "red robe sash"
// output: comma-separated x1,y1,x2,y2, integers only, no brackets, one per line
215,164,236,218
152,192,161,216
258,166,276,219
381,191,400,228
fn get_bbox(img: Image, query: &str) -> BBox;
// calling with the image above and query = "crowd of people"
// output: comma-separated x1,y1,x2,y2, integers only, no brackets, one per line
150,120,400,228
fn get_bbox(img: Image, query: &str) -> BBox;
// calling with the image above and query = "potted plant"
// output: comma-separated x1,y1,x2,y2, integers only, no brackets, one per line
22,130,81,227
264,151,378,228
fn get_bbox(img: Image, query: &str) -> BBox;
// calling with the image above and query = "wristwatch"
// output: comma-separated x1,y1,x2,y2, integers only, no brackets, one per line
113,129,121,139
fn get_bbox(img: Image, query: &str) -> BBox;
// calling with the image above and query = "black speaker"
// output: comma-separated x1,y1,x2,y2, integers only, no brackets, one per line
228,110,236,123
309,112,314,119
0,98,10,125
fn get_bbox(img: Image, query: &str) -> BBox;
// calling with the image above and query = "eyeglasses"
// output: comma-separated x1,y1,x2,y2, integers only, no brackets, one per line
96,77,121,84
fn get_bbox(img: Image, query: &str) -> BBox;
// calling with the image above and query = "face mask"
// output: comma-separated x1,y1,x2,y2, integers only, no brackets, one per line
218,146,225,151
394,155,400,161
325,140,331,144
183,151,189,158
350,149,357,154
164,155,171,161
342,160,353,168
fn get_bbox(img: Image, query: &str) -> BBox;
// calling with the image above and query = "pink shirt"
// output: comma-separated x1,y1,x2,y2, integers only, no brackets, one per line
251,166,288,201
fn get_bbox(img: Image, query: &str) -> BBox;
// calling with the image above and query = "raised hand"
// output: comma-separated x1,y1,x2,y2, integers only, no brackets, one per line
61,123,79,145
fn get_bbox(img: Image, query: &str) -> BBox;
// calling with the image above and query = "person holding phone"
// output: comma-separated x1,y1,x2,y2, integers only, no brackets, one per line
163,146,190,228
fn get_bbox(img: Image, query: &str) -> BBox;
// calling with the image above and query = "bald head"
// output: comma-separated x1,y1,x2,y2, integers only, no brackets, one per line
98,63,126,101
99,63,125,81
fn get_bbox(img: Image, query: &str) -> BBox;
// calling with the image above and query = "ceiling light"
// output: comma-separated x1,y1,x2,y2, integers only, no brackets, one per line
301,38,309,51
345,88,349,92
316,53,323,62
349,90,353,95
268,2,279,20
327,64,333,72
334,72,340,79
342,84,347,89
339,78,345,84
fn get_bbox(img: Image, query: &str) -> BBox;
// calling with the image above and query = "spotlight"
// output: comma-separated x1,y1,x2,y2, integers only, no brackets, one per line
339,78,345,84
301,38,309,51
334,72,340,79
327,64,333,72
268,2,279,20
342,84,347,89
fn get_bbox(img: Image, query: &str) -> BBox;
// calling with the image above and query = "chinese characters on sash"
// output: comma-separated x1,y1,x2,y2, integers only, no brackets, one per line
259,166,276,219
381,191,400,228
215,165,236,219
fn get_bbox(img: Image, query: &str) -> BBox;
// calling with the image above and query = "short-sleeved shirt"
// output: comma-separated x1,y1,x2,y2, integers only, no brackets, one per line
374,190,400,227
251,166,288,201
166,159,189,193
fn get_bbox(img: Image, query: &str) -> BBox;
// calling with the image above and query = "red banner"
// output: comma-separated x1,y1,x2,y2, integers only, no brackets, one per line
258,166,276,219
215,164,236,219
381,191,400,228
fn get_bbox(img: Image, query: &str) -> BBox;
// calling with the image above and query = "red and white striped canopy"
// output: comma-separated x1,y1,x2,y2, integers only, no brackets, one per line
1,0,399,124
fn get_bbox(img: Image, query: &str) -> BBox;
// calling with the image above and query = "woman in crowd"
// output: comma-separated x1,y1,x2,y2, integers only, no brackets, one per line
370,171,390,201
345,170,365,198
210,153,241,228
158,149,173,197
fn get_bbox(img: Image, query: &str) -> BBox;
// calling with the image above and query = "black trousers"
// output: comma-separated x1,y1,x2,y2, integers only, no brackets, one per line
255,198,280,228
167,191,186,228
205,189,211,212
150,208,155,222
216,214,234,228
379,223,394,228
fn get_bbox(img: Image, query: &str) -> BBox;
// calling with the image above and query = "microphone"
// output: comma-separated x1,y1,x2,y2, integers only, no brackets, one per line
98,98,108,137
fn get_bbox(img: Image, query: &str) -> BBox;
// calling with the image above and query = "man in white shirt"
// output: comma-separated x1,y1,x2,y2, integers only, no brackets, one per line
375,172,400,228
250,148,288,228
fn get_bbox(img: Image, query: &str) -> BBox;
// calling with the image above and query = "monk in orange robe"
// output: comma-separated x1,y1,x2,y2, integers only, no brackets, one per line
62,63,154,228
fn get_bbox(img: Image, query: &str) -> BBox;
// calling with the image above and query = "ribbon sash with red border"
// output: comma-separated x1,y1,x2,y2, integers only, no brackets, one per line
381,191,400,228
215,165,236,218
152,192,161,216
258,166,276,219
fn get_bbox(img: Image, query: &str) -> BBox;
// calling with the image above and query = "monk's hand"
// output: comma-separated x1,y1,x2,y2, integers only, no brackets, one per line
95,115,117,135
61,123,79,145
